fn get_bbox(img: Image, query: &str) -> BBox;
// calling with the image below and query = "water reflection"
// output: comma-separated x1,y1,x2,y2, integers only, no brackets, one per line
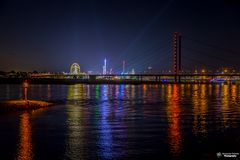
230,84,240,115
2,84,240,160
130,85,135,100
96,85,100,100
16,112,33,160
115,85,125,118
65,84,84,159
98,85,113,159
231,84,237,104
222,84,230,128
119,84,124,99
166,84,182,156
192,84,208,136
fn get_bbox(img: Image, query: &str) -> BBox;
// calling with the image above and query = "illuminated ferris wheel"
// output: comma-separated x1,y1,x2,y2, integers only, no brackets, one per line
70,63,81,74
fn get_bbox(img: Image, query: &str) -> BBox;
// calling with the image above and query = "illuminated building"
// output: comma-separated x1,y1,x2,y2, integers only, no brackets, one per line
130,68,135,75
87,71,93,74
147,66,153,74
103,58,107,75
109,68,113,74
217,67,236,74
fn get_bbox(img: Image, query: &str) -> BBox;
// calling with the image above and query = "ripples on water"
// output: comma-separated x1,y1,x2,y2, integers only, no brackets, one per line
0,84,240,160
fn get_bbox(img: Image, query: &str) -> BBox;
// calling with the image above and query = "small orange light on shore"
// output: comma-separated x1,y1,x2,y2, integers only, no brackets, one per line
23,80,29,100
23,80,29,88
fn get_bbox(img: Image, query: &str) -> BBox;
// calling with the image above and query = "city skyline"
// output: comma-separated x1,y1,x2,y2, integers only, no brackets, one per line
0,0,240,73
1,1,240,159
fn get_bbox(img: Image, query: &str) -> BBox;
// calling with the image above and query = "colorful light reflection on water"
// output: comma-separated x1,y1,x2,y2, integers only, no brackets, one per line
0,84,240,159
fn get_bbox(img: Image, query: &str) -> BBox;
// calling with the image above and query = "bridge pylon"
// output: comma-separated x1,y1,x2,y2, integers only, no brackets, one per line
173,32,182,82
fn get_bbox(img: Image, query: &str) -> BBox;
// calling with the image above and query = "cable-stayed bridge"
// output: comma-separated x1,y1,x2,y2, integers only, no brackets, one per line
2,32,239,84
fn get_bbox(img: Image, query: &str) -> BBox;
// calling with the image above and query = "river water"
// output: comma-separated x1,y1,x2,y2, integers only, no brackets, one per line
0,84,240,160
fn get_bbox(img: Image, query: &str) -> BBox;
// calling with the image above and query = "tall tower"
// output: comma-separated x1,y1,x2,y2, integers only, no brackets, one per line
173,32,182,74
103,58,107,75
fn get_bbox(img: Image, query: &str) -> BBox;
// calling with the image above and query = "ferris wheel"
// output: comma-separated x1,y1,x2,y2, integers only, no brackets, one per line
70,63,81,74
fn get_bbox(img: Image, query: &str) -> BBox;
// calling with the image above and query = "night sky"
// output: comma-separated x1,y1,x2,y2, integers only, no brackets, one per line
0,0,240,73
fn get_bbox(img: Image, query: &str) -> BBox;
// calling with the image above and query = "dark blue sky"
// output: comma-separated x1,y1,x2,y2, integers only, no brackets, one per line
0,0,239,73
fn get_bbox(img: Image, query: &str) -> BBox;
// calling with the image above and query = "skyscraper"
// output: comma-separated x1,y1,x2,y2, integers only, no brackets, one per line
103,58,107,75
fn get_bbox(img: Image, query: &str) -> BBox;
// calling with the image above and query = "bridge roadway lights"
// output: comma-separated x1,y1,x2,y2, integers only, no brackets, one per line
63,74,240,84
